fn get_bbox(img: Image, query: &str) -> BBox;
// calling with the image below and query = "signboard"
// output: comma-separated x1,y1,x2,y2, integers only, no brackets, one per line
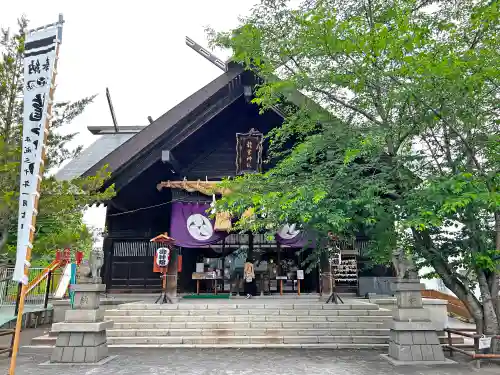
155,247,170,267
196,263,205,273
479,336,491,350
297,270,304,280
13,19,62,284
236,128,263,175
276,276,288,280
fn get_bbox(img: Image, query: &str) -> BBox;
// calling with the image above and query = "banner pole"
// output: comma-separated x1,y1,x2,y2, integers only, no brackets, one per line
9,15,63,374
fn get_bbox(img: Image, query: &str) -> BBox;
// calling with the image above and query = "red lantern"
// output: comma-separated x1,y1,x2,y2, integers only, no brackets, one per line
55,249,61,262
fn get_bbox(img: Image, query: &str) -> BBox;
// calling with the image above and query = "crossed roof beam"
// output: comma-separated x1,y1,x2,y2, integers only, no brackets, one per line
185,36,286,119
185,37,228,72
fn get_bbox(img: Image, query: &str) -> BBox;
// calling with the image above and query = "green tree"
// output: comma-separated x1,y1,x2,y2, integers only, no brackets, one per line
209,0,500,345
0,17,114,261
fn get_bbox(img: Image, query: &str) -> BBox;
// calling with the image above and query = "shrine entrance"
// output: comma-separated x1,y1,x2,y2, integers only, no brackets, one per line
177,233,320,296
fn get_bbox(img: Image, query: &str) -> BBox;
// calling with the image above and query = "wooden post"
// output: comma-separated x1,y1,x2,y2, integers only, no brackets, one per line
13,284,22,316
162,269,167,293
280,280,283,296
297,279,301,296
196,280,200,295
9,20,62,374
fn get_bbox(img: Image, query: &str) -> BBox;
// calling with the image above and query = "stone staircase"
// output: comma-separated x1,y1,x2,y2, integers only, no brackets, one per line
29,299,465,349
106,300,391,348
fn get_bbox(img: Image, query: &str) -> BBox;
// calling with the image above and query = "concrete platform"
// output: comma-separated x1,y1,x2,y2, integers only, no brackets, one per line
4,348,498,375
380,353,457,366
39,355,118,366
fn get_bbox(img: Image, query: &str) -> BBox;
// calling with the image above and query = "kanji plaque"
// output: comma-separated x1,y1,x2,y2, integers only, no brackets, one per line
236,128,263,175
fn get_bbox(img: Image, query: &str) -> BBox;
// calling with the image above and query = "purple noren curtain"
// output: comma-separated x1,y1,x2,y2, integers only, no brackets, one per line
170,202,229,248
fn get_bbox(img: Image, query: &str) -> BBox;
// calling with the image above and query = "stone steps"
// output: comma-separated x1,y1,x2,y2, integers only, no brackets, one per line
110,321,389,329
104,315,392,322
107,335,390,345
29,300,464,350
103,302,402,348
26,336,388,349
105,309,389,317
107,328,390,337
114,303,380,310
29,333,464,347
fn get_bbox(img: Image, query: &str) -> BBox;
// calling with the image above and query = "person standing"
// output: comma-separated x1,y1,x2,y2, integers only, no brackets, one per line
243,259,255,299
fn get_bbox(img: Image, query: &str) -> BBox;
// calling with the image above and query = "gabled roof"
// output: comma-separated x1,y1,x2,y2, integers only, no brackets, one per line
56,52,330,185
82,66,244,180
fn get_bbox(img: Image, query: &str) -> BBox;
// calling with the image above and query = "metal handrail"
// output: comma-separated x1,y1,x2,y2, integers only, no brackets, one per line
444,328,500,369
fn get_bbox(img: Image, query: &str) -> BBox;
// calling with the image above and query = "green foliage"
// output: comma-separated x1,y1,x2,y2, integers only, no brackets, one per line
0,17,115,263
209,0,500,333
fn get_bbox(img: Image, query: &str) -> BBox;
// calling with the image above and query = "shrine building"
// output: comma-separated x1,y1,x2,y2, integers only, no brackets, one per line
56,40,394,298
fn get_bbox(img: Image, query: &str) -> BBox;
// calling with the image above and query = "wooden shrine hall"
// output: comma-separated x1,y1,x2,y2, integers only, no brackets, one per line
56,38,394,297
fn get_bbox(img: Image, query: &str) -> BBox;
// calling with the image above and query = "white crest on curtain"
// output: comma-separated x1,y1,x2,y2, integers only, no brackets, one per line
186,214,213,240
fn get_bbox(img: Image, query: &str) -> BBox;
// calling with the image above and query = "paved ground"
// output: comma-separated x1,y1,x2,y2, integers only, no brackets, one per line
0,348,498,375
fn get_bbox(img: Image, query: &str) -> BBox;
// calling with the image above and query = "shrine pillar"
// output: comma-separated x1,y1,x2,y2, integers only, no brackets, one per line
166,249,178,298
320,253,333,298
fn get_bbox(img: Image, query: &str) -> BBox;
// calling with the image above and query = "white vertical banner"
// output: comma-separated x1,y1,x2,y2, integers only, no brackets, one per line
13,23,63,283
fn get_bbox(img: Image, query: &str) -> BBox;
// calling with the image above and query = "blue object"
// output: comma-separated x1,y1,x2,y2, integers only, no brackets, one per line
69,263,76,308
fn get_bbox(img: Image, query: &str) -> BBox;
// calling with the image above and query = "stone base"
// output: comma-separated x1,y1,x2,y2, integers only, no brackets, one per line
380,354,456,366
389,340,445,362
51,331,109,363
41,355,118,366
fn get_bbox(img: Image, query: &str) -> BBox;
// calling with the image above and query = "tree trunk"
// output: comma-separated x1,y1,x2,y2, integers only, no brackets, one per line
493,212,500,323
477,270,500,352
0,228,8,253
410,229,500,346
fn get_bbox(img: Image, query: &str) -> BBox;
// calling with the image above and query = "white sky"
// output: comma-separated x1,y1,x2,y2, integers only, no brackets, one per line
2,0,256,234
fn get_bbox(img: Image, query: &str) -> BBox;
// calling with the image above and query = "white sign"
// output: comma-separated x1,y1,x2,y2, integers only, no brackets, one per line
196,263,205,273
479,336,491,350
187,214,213,240
297,270,304,280
276,276,287,280
13,23,62,283
156,247,170,267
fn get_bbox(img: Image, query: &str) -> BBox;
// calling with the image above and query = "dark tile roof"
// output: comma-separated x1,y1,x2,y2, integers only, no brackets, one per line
54,132,136,181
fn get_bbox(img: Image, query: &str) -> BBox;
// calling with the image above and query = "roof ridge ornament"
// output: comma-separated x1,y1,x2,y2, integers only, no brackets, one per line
185,36,227,72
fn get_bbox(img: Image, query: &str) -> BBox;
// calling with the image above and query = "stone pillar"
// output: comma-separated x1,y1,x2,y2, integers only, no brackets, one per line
320,254,333,297
381,279,452,365
50,283,113,364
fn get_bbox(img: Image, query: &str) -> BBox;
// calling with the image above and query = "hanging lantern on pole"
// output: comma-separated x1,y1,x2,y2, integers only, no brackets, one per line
150,232,176,304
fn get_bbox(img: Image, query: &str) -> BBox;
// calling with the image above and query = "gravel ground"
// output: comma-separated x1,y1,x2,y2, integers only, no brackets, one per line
0,348,498,375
